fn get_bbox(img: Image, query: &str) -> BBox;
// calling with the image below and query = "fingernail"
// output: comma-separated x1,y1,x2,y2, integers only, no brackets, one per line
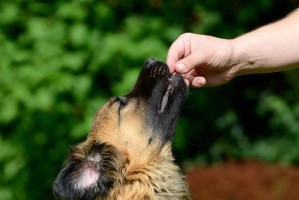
196,79,202,85
195,77,206,87
176,63,186,73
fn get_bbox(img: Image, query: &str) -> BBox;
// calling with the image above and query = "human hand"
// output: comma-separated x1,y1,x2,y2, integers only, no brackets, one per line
167,33,239,87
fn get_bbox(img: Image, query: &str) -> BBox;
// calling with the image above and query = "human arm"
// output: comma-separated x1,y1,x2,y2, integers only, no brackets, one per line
167,9,299,87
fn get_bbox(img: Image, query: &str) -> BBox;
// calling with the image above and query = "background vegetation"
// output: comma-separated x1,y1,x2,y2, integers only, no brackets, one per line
0,0,298,199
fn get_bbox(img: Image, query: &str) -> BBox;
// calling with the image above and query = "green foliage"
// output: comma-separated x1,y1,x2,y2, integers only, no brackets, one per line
0,0,298,199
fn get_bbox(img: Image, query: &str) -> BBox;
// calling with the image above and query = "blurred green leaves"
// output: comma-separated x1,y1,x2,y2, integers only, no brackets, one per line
0,0,298,200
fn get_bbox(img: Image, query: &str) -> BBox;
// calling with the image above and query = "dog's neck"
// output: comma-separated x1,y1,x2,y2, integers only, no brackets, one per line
100,145,190,200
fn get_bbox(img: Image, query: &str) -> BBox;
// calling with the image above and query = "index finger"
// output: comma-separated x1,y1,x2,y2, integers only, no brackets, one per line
166,37,187,74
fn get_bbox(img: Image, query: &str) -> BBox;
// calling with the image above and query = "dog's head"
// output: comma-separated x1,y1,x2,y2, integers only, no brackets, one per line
53,58,188,199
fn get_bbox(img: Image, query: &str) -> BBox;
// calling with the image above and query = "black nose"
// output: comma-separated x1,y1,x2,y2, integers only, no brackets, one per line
145,58,156,68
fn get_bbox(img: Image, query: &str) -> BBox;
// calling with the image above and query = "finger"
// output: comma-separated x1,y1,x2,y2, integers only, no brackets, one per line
175,52,203,74
184,74,206,88
184,74,196,88
166,42,184,74
190,76,207,88
166,35,190,74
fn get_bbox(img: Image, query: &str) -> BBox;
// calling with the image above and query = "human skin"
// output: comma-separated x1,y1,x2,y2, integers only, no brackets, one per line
167,9,299,87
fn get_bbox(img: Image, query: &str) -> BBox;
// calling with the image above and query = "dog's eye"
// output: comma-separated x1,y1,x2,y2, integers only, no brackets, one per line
115,96,127,109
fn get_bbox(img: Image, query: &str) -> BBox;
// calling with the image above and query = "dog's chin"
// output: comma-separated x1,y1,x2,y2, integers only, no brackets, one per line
157,74,187,142
158,73,185,114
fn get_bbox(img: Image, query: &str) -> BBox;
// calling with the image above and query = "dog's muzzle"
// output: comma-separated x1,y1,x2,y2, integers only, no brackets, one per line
126,58,188,142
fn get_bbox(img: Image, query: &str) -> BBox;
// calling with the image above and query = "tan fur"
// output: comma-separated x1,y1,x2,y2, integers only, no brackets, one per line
88,145,189,200
85,98,190,199
98,144,190,200
55,95,190,200
54,60,190,200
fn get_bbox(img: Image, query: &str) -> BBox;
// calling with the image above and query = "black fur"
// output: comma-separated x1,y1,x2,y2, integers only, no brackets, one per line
126,58,188,144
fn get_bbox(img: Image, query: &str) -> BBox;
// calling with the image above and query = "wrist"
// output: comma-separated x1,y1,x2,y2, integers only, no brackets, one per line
230,37,256,77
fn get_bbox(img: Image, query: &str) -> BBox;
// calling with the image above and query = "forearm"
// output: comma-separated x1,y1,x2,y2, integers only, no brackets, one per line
232,9,299,76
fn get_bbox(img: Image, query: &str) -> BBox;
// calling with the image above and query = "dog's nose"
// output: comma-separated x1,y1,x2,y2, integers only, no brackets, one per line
145,58,156,67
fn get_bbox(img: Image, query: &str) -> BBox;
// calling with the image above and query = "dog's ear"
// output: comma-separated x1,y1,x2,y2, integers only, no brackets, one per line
53,142,123,199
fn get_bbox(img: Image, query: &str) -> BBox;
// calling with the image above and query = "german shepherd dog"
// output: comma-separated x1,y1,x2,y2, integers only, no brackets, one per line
53,58,190,200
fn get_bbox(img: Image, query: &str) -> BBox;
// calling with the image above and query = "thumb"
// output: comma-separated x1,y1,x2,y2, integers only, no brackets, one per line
175,53,204,74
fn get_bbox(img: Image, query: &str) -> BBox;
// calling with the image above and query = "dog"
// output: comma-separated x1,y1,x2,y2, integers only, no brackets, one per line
53,58,190,200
